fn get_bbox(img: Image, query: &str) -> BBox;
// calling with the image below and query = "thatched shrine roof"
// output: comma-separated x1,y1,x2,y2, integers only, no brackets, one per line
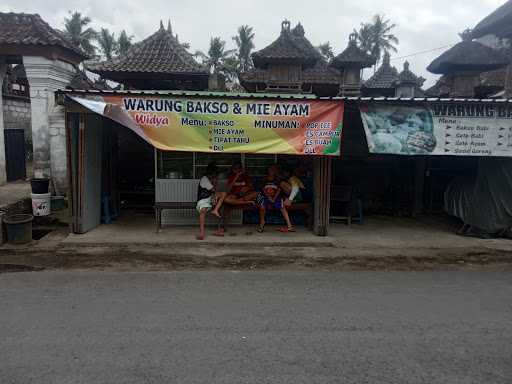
471,0,512,39
427,40,509,75
251,20,322,68
397,61,425,87
363,52,399,89
331,34,375,69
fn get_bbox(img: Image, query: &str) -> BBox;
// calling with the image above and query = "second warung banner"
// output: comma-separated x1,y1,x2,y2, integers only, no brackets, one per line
360,102,512,156
71,95,344,156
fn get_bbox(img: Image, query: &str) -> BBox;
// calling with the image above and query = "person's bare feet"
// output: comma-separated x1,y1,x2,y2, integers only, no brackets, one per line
211,210,221,218
197,234,205,240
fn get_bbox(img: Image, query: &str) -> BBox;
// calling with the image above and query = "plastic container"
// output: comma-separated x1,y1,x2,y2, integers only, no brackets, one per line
30,178,50,194
31,193,51,216
51,196,66,211
3,214,33,244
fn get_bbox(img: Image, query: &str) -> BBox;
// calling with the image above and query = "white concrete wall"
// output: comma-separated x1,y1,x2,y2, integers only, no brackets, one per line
23,56,75,193
0,60,8,185
48,109,67,195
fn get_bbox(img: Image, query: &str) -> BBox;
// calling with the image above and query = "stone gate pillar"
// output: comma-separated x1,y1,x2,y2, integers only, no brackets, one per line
23,56,75,192
0,59,8,185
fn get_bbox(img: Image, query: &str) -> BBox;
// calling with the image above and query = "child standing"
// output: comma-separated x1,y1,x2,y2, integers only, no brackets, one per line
256,165,294,233
196,163,226,240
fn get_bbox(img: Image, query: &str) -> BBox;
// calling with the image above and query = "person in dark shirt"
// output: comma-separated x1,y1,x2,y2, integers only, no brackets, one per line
196,163,226,240
256,165,293,233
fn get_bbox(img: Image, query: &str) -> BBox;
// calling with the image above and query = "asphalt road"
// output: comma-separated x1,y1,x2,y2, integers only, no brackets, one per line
1,271,511,384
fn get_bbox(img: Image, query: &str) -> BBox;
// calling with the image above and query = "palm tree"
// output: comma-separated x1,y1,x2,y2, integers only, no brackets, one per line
317,42,334,61
353,23,374,55
196,37,236,74
233,25,255,73
63,11,97,56
353,14,399,68
117,30,134,56
369,14,399,65
222,56,241,82
174,35,191,50
97,28,118,61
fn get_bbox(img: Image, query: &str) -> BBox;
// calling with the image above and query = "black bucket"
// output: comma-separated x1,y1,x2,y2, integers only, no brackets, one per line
3,214,34,244
30,178,50,194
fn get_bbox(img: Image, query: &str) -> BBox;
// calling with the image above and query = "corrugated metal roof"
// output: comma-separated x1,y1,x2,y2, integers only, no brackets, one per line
336,96,512,103
56,89,512,103
56,89,318,100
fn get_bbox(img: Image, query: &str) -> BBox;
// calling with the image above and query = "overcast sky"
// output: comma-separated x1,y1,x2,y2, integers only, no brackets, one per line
0,0,505,87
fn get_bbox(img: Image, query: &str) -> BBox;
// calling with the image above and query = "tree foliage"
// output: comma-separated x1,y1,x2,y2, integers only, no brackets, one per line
233,25,255,73
317,42,334,61
118,30,134,56
97,28,118,61
353,14,399,66
63,11,97,56
195,37,236,76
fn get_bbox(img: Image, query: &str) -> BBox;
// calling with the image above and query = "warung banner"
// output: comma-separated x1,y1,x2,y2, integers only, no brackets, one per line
360,102,512,156
71,95,344,156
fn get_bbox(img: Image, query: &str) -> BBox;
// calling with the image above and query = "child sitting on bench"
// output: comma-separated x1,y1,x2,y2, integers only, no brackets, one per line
280,165,306,208
196,163,226,240
256,165,294,233
225,162,258,206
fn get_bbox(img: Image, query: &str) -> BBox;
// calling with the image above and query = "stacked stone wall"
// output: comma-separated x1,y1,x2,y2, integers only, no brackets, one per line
2,95,31,135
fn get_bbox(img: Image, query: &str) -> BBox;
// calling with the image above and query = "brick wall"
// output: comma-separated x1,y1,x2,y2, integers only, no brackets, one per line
2,95,31,135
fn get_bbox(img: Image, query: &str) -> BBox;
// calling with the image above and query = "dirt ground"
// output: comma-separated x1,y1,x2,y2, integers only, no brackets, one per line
0,180,30,208
1,214,512,272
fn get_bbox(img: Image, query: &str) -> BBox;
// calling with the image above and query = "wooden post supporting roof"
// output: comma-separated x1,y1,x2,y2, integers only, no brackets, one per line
65,111,76,234
313,156,332,236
